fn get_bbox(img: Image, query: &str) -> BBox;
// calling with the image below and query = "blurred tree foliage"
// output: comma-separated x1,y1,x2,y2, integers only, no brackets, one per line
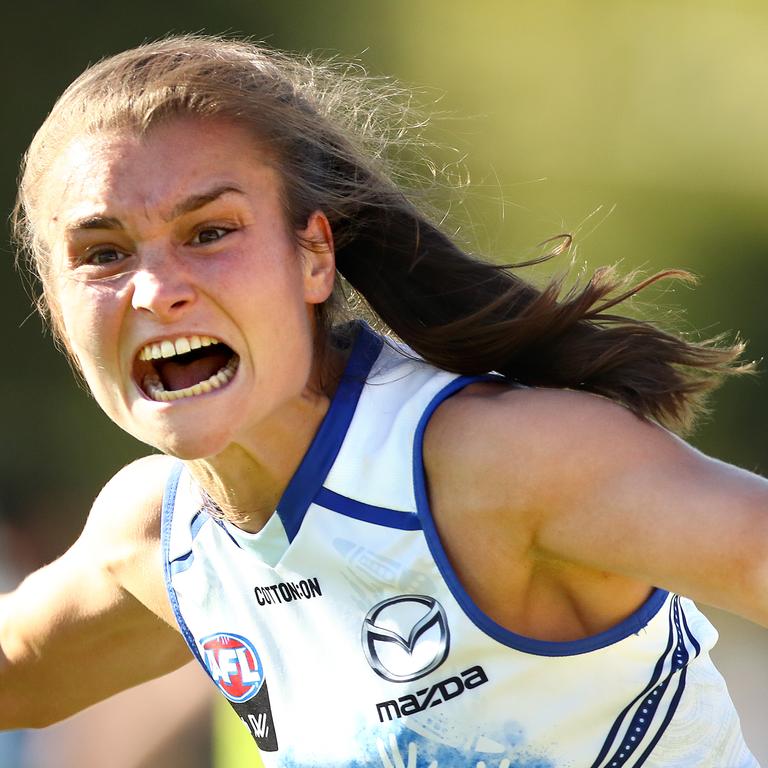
1,0,765,558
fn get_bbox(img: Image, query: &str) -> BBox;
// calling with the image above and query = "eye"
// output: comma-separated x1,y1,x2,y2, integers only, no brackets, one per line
191,226,232,245
85,247,128,266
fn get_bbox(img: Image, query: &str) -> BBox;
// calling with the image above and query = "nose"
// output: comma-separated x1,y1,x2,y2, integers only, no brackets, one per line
129,253,196,320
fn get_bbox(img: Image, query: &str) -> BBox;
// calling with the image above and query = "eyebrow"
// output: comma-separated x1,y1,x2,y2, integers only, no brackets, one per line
167,184,245,221
64,184,246,233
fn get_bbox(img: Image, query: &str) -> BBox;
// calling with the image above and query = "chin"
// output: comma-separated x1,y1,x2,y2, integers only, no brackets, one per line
153,430,235,461
120,416,234,461
114,391,239,459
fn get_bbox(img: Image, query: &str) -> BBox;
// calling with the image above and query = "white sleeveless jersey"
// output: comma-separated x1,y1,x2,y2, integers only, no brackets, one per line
163,324,757,767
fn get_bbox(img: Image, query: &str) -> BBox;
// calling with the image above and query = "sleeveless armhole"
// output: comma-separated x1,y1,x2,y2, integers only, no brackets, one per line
160,461,208,671
411,376,670,657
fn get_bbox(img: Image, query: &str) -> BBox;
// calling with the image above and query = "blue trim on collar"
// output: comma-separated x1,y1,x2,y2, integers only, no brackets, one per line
316,486,421,530
276,323,383,542
412,375,670,657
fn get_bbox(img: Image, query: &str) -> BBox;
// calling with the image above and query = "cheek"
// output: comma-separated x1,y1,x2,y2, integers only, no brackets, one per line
223,245,308,316
57,278,121,362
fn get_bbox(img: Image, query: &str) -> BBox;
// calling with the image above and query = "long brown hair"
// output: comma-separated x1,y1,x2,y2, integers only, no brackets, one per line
13,34,751,434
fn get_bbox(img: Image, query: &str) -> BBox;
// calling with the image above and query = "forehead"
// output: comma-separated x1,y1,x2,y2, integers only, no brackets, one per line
44,118,280,233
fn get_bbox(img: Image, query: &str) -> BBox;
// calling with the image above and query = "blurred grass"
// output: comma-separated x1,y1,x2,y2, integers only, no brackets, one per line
213,699,264,768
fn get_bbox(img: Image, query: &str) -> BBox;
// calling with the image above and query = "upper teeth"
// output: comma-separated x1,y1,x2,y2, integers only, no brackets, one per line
138,335,220,361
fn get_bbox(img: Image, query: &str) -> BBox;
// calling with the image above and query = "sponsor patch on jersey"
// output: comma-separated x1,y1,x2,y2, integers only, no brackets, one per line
200,632,264,702
361,594,450,682
375,665,489,722
254,576,322,606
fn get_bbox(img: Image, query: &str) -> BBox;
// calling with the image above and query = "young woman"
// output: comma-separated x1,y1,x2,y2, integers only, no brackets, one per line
3,35,766,767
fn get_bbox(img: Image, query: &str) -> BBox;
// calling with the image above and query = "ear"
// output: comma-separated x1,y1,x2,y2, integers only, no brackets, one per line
298,210,336,305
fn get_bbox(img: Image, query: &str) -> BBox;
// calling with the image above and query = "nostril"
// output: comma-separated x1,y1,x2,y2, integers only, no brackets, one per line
129,267,196,316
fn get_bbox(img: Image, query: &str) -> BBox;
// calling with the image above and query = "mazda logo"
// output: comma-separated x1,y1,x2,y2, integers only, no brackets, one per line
361,595,450,683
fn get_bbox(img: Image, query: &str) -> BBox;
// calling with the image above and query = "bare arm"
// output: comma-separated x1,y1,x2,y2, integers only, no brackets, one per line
530,394,768,625
0,456,192,729
428,385,768,628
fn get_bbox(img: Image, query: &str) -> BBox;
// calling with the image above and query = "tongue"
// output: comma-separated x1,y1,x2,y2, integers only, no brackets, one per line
158,350,230,391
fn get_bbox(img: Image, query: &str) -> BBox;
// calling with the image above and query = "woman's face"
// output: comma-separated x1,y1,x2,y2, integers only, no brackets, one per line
43,117,336,459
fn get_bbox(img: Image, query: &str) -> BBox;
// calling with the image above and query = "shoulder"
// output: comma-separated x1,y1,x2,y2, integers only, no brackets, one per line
423,383,690,530
82,454,176,541
427,381,661,446
76,454,179,622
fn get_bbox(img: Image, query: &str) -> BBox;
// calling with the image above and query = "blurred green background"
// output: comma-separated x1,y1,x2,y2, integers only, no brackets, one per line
1,0,765,764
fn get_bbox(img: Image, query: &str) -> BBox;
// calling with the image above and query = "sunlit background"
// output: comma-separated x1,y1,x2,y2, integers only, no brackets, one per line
1,1,765,766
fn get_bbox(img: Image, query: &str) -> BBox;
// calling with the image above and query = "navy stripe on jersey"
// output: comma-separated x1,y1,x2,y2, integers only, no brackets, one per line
168,507,242,574
588,601,678,768
631,597,702,766
679,599,702,657
412,376,670,657
591,596,702,768
276,323,383,542
161,462,208,671
169,550,195,575
210,515,244,549
190,509,207,539
633,669,688,767
315,486,421,529
595,599,679,767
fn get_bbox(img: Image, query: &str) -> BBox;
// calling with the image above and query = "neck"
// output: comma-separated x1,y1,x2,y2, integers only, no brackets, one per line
185,342,346,533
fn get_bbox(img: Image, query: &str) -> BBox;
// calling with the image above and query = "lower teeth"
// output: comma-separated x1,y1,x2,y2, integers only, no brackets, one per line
144,356,239,402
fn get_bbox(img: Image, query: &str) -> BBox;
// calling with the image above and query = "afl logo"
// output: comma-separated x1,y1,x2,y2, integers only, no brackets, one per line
200,633,264,702
361,595,450,683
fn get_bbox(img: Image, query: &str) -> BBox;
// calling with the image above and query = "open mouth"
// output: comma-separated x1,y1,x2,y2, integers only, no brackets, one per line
135,335,240,402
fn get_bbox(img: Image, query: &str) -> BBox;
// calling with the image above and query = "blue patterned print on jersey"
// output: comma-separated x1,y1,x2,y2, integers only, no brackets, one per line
371,725,555,768
278,722,555,768
589,596,702,768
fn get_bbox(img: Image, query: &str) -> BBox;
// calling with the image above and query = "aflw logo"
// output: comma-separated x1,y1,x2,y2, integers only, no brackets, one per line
242,712,270,740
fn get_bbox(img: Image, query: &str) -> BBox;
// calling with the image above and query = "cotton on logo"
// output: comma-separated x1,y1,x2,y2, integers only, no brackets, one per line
200,633,264,702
